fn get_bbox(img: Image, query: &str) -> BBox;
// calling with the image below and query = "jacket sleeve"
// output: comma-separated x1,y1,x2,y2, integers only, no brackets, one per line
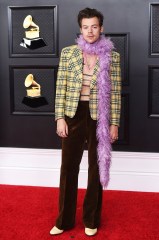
110,52,122,126
55,48,68,120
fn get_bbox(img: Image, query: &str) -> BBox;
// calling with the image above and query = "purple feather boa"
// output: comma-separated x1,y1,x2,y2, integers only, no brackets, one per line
76,35,114,188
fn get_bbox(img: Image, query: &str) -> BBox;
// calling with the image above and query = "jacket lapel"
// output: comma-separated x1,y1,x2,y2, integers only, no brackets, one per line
72,47,83,85
90,59,99,89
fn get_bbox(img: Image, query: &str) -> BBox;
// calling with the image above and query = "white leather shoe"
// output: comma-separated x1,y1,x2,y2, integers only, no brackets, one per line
50,226,64,235
85,227,97,236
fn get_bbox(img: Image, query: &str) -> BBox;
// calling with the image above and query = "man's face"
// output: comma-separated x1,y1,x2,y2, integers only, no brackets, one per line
80,17,103,43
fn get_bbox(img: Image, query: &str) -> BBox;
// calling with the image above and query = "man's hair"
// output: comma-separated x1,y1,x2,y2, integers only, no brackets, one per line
78,7,104,28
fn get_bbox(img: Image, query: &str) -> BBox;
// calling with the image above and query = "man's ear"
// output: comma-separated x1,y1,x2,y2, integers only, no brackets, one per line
101,26,104,33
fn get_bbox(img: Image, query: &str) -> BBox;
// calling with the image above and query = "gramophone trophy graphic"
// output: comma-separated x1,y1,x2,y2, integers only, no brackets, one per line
20,15,47,49
22,74,48,108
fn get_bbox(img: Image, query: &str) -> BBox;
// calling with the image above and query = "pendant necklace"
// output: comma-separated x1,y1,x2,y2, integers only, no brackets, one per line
83,52,97,71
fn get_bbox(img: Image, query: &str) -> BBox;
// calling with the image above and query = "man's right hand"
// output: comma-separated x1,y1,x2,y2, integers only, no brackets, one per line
56,119,68,138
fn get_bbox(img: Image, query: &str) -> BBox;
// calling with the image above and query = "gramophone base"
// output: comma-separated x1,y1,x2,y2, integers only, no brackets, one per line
20,38,47,49
22,96,48,108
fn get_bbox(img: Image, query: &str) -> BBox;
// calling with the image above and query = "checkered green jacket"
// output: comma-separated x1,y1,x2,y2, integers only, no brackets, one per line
55,45,121,126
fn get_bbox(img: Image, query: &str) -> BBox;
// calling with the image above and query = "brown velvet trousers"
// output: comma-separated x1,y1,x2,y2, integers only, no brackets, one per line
56,101,103,230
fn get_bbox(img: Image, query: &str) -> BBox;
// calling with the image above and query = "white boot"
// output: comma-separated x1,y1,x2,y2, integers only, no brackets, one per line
50,226,64,235
85,227,97,236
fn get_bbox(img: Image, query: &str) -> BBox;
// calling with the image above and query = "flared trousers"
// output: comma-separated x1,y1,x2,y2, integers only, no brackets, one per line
56,101,103,230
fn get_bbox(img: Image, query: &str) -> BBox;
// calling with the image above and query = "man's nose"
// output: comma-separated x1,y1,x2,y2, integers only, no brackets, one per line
88,27,92,33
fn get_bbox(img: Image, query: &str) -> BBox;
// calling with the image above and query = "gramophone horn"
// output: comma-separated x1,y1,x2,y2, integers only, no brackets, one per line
23,15,32,29
24,74,34,87
24,74,41,89
23,15,39,30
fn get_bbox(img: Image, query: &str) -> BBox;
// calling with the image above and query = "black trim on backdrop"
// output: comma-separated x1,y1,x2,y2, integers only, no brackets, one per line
149,3,159,57
8,5,58,57
105,33,129,86
148,65,159,117
9,65,58,115
104,34,129,145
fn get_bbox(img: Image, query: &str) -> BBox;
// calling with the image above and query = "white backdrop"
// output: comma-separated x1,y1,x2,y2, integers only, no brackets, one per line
0,147,159,192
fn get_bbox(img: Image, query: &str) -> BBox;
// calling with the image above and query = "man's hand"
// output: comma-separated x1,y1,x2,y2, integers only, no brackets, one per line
56,119,68,138
110,125,119,143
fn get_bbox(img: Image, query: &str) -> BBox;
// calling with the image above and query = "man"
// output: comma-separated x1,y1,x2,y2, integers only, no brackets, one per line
50,7,121,236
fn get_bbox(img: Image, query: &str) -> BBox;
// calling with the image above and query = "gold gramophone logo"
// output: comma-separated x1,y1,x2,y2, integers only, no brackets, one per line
24,74,41,98
20,15,46,49
22,74,48,108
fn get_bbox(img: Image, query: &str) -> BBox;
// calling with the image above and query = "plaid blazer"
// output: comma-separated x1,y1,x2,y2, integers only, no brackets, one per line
55,45,121,126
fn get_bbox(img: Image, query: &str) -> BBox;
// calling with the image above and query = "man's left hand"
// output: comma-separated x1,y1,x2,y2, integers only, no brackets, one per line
110,125,119,143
